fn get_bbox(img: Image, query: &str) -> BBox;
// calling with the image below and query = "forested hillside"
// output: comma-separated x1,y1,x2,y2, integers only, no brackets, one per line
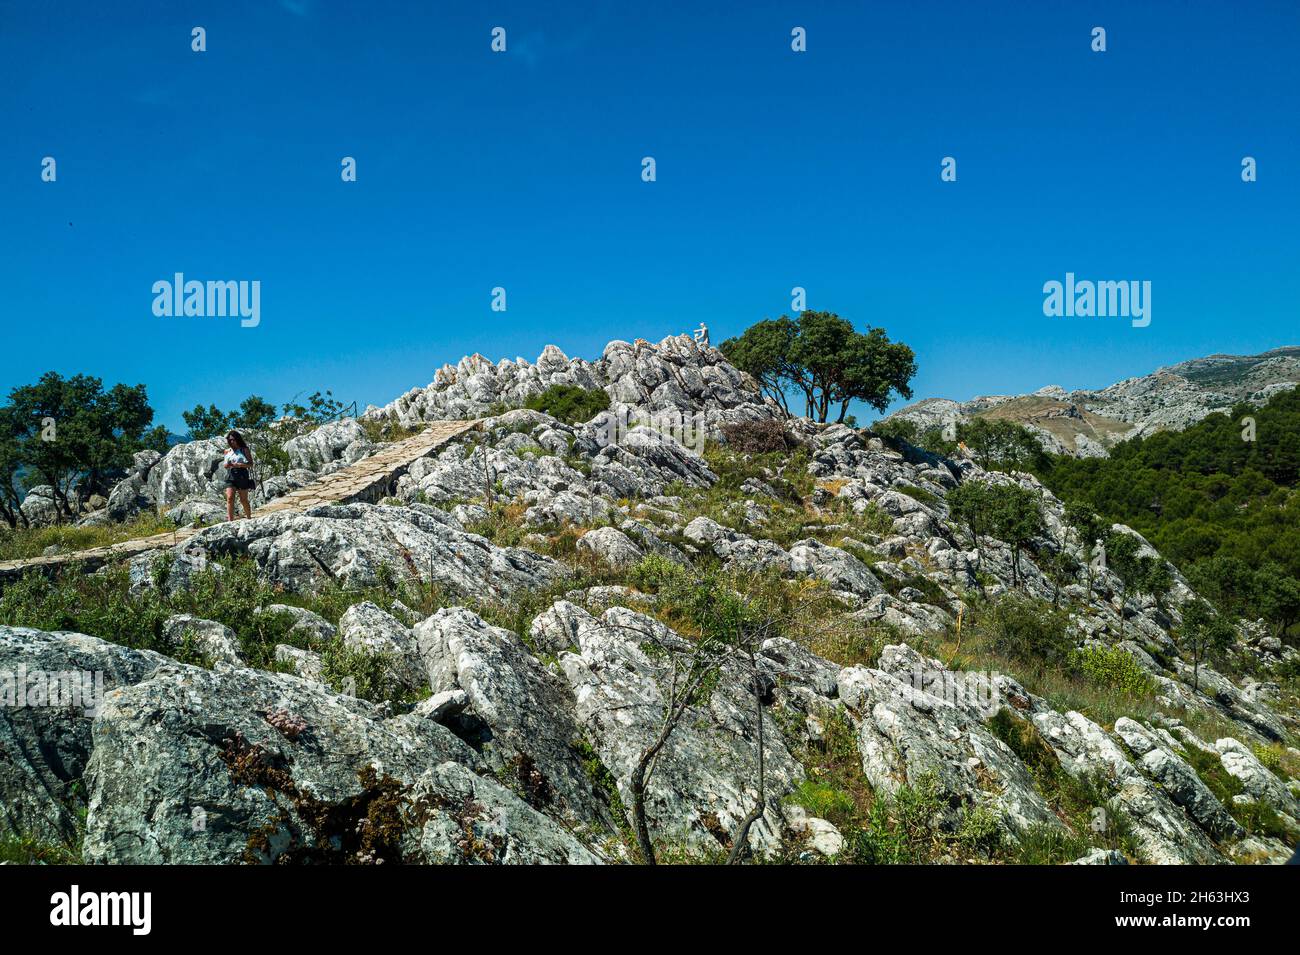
1034,388,1300,634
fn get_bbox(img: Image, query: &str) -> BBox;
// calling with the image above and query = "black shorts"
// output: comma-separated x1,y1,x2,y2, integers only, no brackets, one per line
224,471,254,491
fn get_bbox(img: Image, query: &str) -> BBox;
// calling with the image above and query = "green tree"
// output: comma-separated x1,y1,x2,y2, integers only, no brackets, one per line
233,396,278,431
282,390,348,424
182,404,233,440
958,418,1046,472
1103,530,1172,638
1064,502,1106,605
983,483,1046,589
721,311,915,423
717,316,799,416
5,373,167,520
183,395,279,440
0,404,28,528
1257,564,1300,640
947,481,995,571
1186,554,1257,620
1178,599,1236,691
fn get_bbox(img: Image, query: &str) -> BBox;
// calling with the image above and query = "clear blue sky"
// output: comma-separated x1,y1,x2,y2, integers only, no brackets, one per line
2,0,1297,431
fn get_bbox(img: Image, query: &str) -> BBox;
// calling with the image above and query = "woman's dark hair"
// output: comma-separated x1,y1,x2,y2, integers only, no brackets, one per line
226,430,253,463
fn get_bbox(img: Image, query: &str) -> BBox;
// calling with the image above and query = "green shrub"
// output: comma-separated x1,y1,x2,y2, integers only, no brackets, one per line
0,513,174,562
974,594,1073,665
1070,644,1157,698
0,832,81,865
788,781,856,827
523,385,610,425
894,484,939,507
1252,743,1284,775
319,639,396,704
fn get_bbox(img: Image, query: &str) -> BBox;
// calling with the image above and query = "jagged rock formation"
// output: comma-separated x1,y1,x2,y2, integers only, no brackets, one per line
369,335,777,433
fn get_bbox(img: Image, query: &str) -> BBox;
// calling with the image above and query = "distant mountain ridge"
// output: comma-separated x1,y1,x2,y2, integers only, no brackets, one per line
883,346,1300,457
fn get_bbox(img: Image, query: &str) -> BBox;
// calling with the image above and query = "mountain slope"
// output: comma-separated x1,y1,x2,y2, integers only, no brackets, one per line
2,336,1297,866
885,346,1300,457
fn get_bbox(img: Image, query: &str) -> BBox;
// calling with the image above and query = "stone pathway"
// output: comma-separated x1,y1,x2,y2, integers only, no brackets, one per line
0,419,481,579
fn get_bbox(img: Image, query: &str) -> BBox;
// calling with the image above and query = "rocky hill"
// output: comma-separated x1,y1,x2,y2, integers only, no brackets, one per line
883,346,1300,457
2,335,1297,865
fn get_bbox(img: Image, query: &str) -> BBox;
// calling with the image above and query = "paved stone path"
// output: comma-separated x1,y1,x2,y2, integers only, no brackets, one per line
0,419,481,579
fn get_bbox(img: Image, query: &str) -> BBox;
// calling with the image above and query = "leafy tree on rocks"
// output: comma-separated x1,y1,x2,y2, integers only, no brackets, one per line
1178,599,1236,691
721,311,915,423
984,483,1046,589
4,373,168,520
947,481,995,570
1186,554,1258,622
1257,564,1300,641
1102,530,1172,638
958,418,1047,472
1042,545,1081,608
282,390,349,424
183,395,279,440
718,317,799,417
0,405,29,528
1064,502,1106,605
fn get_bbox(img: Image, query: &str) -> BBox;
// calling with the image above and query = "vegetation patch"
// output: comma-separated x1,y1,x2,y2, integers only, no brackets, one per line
523,384,610,425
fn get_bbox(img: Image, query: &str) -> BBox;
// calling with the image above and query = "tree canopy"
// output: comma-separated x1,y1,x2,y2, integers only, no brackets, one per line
2,373,168,523
720,311,916,423
182,396,278,440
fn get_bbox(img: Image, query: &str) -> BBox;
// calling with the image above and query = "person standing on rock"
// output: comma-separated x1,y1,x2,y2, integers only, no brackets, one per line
222,430,255,521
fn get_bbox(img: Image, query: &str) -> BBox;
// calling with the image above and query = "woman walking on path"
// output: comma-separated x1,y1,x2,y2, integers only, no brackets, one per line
222,430,256,521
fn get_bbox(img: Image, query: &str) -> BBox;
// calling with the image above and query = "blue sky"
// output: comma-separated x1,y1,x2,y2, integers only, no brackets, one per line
2,0,1297,431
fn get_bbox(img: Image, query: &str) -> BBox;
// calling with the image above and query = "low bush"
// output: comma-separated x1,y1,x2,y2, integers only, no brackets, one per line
1070,644,1156,698
720,419,797,454
523,385,610,425
973,594,1074,665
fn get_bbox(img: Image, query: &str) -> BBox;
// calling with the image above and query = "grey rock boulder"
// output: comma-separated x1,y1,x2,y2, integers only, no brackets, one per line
161,615,244,666
1214,737,1300,820
161,502,567,597
0,628,168,846
558,606,804,857
416,608,616,833
19,486,60,527
837,665,1064,839
1031,710,1225,864
338,601,425,695
283,419,372,470
575,527,644,568
256,604,337,644
1112,718,1242,840
83,660,480,863
402,761,602,864
788,539,884,599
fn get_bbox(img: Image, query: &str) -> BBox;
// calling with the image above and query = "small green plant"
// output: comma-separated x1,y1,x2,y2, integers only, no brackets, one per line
0,512,175,562
973,594,1074,665
0,832,82,865
893,484,939,507
1252,743,1285,775
524,385,610,425
319,639,396,704
1070,644,1157,698
788,780,856,827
